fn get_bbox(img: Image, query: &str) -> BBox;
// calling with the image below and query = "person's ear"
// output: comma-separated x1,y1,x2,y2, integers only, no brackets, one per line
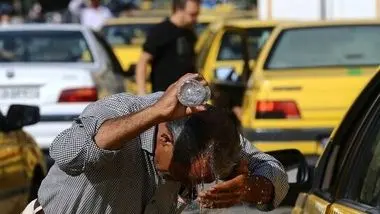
158,133,173,146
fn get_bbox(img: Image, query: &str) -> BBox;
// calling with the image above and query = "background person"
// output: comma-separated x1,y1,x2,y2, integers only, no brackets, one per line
136,0,199,95
68,0,113,31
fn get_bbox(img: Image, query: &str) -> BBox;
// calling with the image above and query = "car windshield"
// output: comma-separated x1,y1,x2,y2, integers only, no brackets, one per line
217,27,274,61
0,30,93,63
265,25,380,69
102,24,154,46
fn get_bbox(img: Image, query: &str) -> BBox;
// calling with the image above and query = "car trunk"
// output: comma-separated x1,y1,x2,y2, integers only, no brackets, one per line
262,68,377,121
0,65,94,109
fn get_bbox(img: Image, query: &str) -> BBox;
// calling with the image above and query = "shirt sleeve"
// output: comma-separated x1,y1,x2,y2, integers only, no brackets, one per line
49,93,136,176
240,135,289,211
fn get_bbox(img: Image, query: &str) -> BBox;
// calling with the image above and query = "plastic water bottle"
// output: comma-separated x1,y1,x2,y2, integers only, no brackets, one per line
177,79,211,107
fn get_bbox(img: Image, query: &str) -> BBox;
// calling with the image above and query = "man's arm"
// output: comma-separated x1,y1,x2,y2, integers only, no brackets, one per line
50,93,163,176
50,73,206,176
239,136,289,211
136,52,152,95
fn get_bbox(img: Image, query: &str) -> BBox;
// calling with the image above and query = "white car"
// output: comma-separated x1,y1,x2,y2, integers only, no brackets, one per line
0,24,128,167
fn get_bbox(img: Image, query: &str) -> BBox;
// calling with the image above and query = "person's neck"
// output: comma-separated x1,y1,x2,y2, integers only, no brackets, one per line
170,13,185,28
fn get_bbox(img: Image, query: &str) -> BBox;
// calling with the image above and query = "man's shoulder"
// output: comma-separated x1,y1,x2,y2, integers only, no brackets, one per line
148,19,173,35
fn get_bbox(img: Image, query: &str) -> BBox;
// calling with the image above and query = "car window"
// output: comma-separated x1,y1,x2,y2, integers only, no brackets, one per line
246,27,273,59
0,30,93,63
344,100,380,207
102,24,154,46
217,31,244,60
265,25,380,70
217,28,273,61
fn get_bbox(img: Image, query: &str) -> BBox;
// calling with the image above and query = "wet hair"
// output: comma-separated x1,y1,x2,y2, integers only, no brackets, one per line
172,0,200,12
167,106,242,178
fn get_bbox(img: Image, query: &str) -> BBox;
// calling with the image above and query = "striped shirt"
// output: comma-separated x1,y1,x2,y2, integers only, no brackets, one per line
37,92,289,214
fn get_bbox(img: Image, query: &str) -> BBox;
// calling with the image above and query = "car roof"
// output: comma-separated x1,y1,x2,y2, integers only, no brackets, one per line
104,17,164,25
279,19,380,29
0,23,89,32
225,19,281,28
205,19,282,33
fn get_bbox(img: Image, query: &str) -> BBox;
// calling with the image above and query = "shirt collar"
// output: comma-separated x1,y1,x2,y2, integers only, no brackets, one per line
140,125,157,155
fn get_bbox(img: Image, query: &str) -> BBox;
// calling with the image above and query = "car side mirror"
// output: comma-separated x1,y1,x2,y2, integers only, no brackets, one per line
5,105,40,131
266,149,313,206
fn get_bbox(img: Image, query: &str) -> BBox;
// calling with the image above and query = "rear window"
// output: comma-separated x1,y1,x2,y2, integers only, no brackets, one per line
217,27,273,61
0,30,93,63
102,24,154,46
265,26,380,70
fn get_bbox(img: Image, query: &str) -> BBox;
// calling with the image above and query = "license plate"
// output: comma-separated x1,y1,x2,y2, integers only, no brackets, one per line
0,87,39,99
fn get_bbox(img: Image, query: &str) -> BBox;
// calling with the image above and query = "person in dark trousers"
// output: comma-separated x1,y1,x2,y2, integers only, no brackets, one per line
136,0,200,95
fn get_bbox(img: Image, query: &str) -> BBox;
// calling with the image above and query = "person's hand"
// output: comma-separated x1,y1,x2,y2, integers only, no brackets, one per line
198,160,249,208
198,159,274,208
153,73,208,122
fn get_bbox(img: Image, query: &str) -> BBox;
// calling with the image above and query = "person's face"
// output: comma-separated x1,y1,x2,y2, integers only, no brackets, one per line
154,123,214,185
179,0,200,27
154,123,174,173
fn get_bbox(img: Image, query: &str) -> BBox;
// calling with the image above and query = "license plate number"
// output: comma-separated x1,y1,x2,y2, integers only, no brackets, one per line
0,87,39,99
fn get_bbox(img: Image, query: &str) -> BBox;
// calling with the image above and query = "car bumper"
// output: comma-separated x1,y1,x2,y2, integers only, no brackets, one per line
242,128,334,156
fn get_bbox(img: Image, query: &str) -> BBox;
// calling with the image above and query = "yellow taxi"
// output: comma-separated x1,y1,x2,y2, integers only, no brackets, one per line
240,20,380,160
290,67,380,213
196,18,278,110
0,104,46,214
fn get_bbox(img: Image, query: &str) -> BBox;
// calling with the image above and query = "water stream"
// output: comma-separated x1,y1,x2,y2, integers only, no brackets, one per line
187,143,248,214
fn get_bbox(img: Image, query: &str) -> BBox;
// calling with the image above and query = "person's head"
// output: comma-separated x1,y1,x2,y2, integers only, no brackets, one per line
154,107,242,185
171,0,200,27
89,0,101,8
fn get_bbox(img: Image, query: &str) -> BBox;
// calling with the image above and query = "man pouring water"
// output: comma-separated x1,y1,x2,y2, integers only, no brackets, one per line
23,73,288,214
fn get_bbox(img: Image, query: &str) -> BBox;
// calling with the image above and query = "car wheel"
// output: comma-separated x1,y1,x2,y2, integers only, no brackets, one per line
28,166,44,202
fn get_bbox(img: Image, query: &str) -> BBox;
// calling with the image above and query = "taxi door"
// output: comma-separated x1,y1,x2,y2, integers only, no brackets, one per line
326,89,380,214
199,27,249,84
292,70,380,214
0,129,29,214
198,27,250,111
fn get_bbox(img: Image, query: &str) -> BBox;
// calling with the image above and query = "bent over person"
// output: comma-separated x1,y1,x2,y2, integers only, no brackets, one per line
24,73,289,213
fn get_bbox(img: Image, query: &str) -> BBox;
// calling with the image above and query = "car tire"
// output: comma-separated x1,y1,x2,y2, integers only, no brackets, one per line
28,166,44,202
